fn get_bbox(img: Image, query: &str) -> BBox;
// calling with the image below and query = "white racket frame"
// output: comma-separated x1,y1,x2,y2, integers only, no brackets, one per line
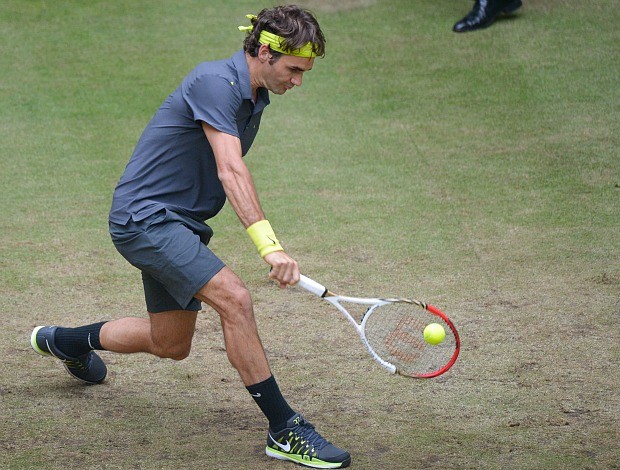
297,274,398,374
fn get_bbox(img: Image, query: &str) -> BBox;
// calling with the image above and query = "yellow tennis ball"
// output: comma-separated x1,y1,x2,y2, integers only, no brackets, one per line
424,323,446,345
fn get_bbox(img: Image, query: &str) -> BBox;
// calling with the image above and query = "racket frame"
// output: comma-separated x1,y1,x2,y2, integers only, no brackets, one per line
297,274,460,378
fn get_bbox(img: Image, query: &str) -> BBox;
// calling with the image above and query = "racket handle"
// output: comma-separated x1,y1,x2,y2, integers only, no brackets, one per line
297,274,328,298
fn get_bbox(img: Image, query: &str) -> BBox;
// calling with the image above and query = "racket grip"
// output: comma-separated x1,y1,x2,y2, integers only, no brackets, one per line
297,274,328,298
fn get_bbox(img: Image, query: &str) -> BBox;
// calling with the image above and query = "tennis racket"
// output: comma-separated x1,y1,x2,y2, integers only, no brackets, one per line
297,274,460,378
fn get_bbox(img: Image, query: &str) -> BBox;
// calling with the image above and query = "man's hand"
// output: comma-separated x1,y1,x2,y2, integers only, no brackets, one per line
265,251,300,288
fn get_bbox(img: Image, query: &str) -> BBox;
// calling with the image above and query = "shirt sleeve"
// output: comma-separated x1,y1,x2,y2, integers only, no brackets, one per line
182,73,242,138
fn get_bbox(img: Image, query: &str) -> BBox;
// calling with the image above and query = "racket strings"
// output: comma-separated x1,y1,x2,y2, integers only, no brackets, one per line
363,303,455,377
384,315,427,362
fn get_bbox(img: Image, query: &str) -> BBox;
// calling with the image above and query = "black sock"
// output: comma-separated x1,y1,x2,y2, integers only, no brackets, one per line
246,375,296,432
54,322,107,357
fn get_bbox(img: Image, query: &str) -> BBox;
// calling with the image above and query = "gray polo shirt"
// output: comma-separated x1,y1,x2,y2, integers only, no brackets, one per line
109,50,270,225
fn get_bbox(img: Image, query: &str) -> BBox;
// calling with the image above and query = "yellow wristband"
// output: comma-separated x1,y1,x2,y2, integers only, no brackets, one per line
246,220,284,258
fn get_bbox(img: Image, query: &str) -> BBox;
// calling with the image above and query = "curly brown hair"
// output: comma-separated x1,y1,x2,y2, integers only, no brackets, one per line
243,5,325,59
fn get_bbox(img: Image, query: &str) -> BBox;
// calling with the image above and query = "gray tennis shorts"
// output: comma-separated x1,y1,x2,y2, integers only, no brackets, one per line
109,209,225,313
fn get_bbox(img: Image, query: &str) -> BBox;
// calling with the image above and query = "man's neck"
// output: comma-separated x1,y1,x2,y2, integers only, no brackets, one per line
246,52,260,102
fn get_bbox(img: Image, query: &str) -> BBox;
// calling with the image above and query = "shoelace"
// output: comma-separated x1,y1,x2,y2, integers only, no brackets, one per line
291,419,331,453
46,339,90,371
63,355,90,371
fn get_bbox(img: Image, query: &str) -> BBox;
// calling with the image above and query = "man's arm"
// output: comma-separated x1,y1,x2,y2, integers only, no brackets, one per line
202,122,299,287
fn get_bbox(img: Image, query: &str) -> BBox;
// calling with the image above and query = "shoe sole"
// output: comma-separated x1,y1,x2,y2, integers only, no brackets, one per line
266,447,350,469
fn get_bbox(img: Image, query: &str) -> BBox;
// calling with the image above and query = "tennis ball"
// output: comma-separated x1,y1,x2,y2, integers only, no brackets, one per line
423,323,446,345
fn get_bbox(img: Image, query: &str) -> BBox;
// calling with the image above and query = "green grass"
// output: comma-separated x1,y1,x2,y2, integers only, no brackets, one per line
1,0,619,468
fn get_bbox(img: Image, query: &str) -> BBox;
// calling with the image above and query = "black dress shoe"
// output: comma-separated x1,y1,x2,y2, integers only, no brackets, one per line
453,0,522,33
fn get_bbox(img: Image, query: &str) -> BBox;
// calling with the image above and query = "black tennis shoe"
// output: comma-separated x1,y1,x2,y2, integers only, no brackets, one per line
266,413,351,468
30,326,107,384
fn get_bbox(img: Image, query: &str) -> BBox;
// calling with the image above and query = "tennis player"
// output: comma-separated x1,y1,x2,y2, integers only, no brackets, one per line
30,5,350,468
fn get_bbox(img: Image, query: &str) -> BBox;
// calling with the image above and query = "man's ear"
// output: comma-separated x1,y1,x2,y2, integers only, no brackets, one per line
257,43,273,63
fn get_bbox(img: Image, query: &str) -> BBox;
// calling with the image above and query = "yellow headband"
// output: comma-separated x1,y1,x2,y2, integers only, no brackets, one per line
238,14,316,58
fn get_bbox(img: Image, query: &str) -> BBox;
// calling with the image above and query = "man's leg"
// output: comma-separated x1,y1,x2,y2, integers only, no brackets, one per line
30,310,198,384
99,310,197,360
195,266,270,385
195,266,297,429
196,267,351,468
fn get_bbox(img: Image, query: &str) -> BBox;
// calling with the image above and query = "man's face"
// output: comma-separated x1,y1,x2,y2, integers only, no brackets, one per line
264,54,314,95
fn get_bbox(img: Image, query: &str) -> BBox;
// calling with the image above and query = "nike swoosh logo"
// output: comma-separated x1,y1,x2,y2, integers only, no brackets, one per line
251,392,262,398
266,236,277,245
269,434,291,452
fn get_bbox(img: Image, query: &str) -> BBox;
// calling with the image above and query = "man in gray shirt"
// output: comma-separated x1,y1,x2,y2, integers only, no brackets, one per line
31,5,350,469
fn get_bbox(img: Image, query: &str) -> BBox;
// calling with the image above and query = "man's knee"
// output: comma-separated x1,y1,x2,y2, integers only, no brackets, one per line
151,337,193,360
198,269,254,320
227,286,253,315
148,309,198,360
